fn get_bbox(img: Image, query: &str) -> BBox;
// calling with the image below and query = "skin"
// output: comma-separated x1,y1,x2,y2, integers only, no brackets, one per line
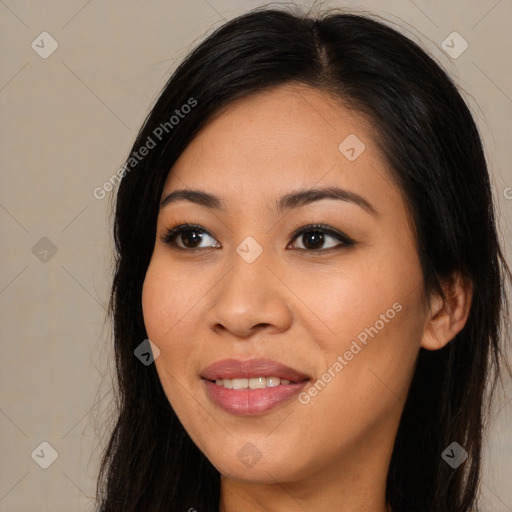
142,83,472,512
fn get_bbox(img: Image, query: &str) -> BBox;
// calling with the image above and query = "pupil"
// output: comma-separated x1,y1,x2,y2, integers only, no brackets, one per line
303,231,323,249
182,230,201,248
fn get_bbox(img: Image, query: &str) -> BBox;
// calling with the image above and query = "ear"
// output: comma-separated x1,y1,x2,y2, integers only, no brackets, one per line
420,272,473,351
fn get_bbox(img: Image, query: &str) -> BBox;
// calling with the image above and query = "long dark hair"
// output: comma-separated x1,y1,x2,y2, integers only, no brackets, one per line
95,6,511,511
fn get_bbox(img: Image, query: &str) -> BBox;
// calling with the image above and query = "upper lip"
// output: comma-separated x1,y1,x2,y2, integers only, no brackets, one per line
201,358,310,382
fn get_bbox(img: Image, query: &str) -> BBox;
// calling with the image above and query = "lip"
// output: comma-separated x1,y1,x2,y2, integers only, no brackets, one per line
200,357,310,382
200,358,310,416
202,380,308,416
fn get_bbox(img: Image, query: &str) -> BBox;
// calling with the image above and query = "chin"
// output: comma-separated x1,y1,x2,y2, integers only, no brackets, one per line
208,450,303,483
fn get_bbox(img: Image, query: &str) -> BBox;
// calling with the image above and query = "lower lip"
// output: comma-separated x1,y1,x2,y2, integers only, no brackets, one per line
202,379,308,416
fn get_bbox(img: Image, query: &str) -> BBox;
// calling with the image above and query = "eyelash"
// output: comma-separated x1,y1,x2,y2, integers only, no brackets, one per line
160,222,355,253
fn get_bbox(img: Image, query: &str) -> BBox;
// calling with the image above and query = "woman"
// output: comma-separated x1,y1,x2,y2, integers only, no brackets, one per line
96,6,511,511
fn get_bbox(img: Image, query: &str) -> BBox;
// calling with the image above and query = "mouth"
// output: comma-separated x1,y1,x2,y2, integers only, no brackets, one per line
206,376,305,389
200,357,310,382
200,358,311,415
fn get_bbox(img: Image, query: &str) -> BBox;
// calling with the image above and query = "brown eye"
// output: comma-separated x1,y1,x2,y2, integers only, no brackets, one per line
178,229,205,248
288,224,354,251
161,224,221,250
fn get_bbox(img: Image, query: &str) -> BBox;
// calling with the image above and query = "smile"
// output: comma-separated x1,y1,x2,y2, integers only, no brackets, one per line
213,376,293,389
200,357,311,415
202,378,309,415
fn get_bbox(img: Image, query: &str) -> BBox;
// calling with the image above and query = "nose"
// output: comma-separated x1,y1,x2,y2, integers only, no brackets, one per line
205,248,293,338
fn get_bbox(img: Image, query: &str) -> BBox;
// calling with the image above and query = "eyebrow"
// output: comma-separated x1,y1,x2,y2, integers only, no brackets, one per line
160,186,378,216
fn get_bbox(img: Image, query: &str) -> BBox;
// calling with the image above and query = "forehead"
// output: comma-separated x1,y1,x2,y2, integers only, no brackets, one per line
163,83,396,210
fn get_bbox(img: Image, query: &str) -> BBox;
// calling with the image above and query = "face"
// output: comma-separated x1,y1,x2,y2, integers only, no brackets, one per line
142,83,430,487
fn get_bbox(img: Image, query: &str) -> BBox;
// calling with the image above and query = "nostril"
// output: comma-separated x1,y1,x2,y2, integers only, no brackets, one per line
253,323,271,329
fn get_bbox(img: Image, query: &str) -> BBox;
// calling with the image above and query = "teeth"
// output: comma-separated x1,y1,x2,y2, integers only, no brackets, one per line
232,378,248,390
214,376,293,389
266,376,280,387
249,377,266,389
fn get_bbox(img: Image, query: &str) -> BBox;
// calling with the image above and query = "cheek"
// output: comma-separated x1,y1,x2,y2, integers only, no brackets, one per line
292,289,424,462
141,258,202,418
295,242,426,393
141,257,197,375
290,255,422,347
142,255,202,344
142,266,169,350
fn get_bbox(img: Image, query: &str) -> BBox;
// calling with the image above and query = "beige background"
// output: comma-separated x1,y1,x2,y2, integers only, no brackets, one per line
1,1,511,510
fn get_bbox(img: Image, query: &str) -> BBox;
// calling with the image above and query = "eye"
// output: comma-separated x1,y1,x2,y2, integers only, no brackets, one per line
160,222,355,252
287,224,354,251
160,224,220,250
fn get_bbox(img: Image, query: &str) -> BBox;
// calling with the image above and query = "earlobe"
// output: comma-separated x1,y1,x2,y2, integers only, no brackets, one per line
420,273,473,351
